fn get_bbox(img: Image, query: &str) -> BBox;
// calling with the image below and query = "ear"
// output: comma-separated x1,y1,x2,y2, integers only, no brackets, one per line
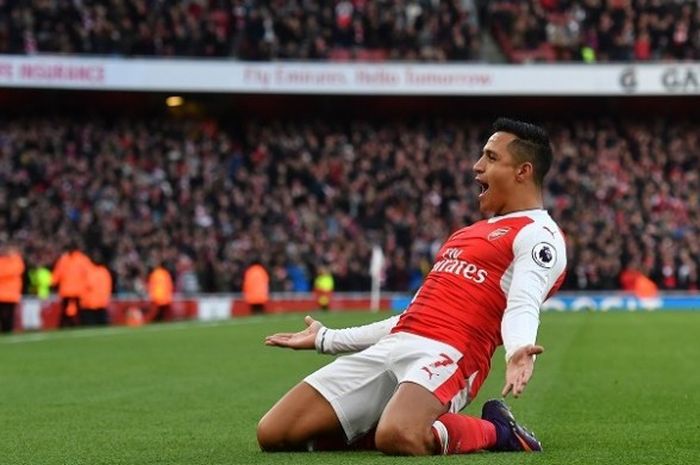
515,162,534,182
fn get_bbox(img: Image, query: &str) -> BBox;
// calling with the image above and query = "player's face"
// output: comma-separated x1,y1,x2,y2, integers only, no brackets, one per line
473,131,520,215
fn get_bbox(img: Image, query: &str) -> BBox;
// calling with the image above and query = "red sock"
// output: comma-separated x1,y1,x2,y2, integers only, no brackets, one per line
431,413,496,454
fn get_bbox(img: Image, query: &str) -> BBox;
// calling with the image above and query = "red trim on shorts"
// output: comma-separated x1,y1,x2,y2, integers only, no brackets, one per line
433,357,488,407
433,368,467,405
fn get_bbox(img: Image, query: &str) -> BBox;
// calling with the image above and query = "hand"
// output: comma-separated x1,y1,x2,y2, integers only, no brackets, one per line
501,344,544,398
264,315,323,350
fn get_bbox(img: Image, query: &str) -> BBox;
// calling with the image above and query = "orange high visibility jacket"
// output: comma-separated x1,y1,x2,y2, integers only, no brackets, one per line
81,264,112,309
148,267,173,306
0,252,25,303
242,264,269,304
52,251,91,298
634,274,659,298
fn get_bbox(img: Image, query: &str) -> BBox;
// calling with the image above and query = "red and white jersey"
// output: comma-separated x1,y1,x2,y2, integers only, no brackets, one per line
392,209,567,373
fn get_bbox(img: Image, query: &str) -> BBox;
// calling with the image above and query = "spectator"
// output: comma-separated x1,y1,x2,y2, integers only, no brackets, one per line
487,0,700,62
2,1,699,62
0,115,698,295
0,0,481,62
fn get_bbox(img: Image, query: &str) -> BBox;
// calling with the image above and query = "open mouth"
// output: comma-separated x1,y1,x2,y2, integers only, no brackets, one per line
477,179,490,198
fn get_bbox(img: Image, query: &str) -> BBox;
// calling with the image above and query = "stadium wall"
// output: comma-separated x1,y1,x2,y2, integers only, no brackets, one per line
13,292,700,332
14,293,395,332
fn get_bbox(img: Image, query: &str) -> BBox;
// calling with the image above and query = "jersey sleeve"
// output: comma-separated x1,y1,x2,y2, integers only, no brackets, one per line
501,221,567,361
314,315,401,355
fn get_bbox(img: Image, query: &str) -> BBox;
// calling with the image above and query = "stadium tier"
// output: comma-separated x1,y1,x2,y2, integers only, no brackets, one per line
490,0,700,62
1,2,699,324
1,0,698,62
1,2,700,464
1,116,698,293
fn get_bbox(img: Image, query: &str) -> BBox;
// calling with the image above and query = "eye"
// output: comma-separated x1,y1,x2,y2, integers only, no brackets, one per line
486,153,496,161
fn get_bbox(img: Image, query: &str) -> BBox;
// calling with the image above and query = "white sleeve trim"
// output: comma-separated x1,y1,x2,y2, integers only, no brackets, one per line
501,221,566,362
314,315,401,354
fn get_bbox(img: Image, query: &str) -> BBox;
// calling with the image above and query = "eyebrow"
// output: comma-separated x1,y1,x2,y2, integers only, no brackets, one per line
482,148,498,157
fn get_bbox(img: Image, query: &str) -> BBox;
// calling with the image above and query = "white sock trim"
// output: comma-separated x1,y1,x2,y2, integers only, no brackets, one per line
432,420,449,455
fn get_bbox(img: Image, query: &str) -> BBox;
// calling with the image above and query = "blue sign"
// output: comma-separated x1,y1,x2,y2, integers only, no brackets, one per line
390,293,700,312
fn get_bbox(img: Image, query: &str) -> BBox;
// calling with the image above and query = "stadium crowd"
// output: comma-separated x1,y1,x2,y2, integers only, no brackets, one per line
0,0,481,61
489,0,700,62
1,116,698,295
1,0,699,62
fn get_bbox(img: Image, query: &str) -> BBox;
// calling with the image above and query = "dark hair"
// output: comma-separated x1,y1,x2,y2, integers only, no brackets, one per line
492,118,553,186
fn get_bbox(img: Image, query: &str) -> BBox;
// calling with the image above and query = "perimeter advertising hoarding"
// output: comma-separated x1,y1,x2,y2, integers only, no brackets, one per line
390,294,700,312
0,55,698,95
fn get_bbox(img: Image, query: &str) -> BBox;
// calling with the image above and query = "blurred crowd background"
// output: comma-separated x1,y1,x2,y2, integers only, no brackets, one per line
2,115,698,294
1,0,698,62
0,0,699,301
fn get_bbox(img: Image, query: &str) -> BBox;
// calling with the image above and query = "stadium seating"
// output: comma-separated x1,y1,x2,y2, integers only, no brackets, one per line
488,0,700,63
2,1,697,62
0,0,481,61
1,117,698,293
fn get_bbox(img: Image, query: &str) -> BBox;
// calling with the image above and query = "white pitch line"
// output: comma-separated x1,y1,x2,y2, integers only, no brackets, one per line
0,314,305,345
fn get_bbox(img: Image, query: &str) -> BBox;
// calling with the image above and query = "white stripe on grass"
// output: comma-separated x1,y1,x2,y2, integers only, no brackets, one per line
0,314,305,344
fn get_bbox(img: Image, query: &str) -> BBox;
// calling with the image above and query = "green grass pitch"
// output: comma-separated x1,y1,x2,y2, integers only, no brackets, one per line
1,311,698,465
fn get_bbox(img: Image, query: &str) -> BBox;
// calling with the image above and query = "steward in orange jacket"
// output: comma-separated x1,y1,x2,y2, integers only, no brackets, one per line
80,260,112,326
243,262,269,315
0,244,25,333
148,266,173,322
52,245,91,328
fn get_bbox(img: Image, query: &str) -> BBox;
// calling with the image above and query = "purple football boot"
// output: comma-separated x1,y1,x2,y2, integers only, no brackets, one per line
481,399,543,452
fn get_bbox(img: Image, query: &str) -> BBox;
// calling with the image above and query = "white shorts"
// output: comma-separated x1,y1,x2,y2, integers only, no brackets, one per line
304,332,474,442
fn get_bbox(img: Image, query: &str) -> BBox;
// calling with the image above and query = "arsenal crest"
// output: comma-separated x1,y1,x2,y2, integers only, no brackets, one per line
488,227,511,241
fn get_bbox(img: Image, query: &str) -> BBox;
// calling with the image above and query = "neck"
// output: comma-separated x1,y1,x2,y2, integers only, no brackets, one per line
498,189,543,215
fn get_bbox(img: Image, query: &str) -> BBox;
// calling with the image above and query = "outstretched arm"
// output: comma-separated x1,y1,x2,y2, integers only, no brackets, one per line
265,314,401,354
501,222,567,397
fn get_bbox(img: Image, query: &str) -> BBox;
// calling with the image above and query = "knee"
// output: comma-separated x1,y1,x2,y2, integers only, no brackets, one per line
375,424,433,456
256,416,287,451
